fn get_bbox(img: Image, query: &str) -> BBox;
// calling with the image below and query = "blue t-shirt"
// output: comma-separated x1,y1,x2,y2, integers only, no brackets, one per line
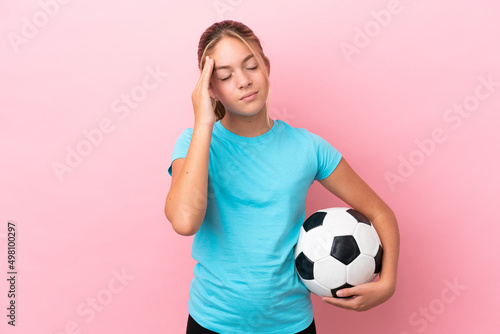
168,119,342,333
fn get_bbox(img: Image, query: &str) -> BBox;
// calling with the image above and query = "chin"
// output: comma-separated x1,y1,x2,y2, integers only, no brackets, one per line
230,101,267,117
228,107,265,117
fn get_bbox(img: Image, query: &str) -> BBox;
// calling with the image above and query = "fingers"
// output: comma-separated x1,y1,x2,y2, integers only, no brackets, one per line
194,56,216,101
321,282,391,312
191,56,218,125
321,285,365,311
335,285,358,298
200,56,214,89
322,295,360,311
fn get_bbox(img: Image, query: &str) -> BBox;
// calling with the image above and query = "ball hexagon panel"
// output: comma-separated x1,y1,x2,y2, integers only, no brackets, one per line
313,256,346,290
347,254,376,286
299,224,334,262
330,235,360,265
321,208,358,236
353,223,380,257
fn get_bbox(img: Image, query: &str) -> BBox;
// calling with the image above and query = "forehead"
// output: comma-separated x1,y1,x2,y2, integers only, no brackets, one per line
210,36,257,64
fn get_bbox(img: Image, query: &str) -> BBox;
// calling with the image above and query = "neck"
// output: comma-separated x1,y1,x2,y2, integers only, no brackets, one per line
220,106,274,137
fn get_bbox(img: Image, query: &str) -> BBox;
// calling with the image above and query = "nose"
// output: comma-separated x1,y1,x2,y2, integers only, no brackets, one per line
235,71,252,89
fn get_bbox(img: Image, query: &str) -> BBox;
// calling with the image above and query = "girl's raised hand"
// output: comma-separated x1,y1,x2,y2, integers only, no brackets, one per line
192,56,217,126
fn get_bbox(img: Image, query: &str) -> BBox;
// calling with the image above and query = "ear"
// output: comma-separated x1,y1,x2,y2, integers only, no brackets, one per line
208,86,217,100
264,56,271,76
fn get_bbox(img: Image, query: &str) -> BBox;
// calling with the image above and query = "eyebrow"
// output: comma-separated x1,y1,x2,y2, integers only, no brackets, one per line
214,54,254,71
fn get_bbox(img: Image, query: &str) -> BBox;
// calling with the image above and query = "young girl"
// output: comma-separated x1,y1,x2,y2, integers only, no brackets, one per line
165,20,400,334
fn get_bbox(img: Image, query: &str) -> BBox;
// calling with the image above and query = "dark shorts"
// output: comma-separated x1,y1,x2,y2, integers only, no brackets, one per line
186,314,316,334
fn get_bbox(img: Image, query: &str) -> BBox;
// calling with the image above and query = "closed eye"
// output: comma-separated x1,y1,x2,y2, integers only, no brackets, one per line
220,65,257,81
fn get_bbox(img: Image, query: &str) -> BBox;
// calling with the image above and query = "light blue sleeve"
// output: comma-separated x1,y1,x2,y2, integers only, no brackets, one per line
312,132,343,181
168,128,193,176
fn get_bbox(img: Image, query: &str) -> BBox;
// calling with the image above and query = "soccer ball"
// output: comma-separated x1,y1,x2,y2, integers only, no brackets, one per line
294,207,383,298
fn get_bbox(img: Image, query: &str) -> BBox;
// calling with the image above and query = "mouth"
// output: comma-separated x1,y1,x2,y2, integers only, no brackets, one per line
240,91,258,102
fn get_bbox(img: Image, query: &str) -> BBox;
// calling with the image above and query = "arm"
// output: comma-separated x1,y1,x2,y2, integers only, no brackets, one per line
164,124,213,236
319,158,400,311
164,56,217,236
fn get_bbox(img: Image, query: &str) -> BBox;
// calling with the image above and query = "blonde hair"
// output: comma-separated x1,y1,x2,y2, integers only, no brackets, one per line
197,21,271,121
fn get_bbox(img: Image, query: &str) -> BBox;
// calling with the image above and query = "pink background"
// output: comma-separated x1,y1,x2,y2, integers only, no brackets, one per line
1,1,499,333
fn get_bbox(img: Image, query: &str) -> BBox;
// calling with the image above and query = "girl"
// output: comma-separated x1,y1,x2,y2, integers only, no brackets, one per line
165,20,400,334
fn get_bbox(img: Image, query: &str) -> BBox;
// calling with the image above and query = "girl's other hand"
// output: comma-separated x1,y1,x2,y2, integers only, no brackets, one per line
321,279,396,312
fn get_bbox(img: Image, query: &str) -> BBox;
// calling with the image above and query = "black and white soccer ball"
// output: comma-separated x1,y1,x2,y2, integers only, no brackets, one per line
294,207,383,298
